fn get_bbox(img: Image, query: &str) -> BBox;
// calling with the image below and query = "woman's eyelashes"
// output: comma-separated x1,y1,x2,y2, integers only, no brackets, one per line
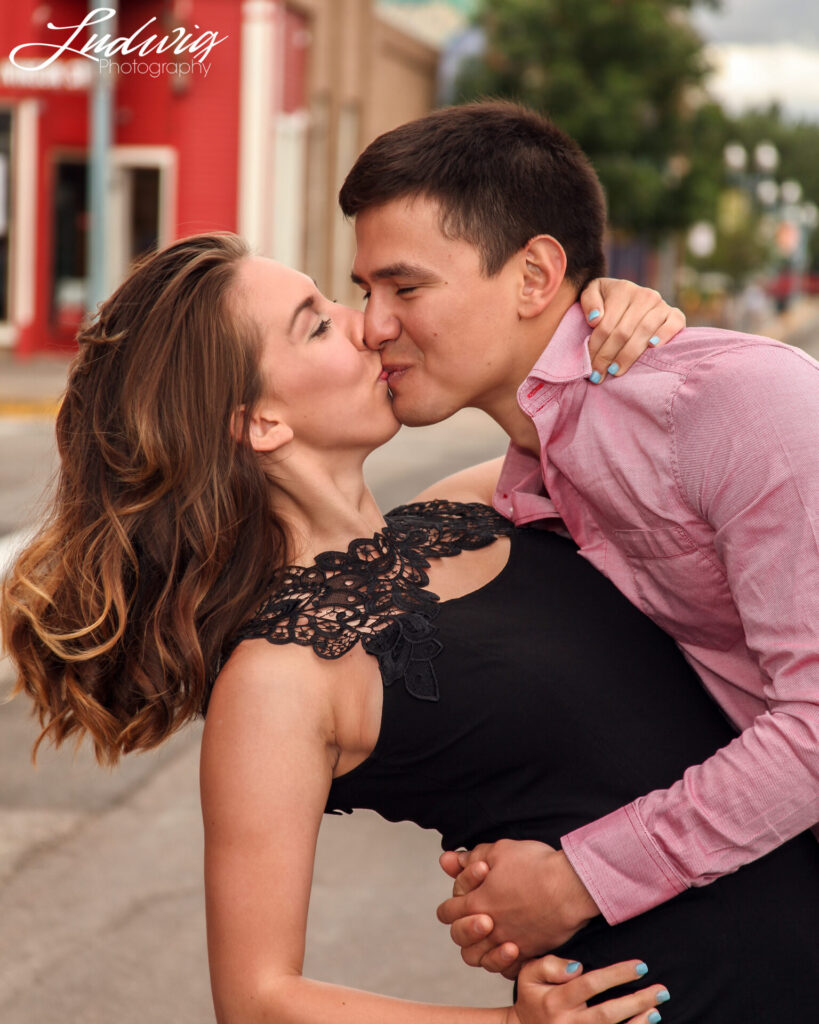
310,317,333,339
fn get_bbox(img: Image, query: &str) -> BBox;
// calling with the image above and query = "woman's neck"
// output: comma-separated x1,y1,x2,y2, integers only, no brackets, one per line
266,448,386,564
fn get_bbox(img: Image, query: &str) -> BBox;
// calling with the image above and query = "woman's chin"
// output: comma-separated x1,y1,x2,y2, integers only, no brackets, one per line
368,416,402,451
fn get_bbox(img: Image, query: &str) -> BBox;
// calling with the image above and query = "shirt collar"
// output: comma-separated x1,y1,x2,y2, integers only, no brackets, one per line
527,302,593,385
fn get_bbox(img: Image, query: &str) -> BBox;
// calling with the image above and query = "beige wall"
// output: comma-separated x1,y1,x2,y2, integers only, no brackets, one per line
286,0,438,303
366,19,438,143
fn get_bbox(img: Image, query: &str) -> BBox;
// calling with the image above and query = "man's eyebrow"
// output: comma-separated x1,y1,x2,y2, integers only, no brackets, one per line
350,262,435,286
289,294,316,332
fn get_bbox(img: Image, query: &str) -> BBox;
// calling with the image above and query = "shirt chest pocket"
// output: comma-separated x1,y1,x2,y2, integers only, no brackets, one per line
613,526,742,650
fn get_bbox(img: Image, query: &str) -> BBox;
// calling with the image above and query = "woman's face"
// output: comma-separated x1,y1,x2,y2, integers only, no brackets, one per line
233,256,399,454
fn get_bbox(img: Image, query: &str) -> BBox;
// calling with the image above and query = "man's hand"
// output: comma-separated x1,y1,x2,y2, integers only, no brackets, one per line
437,840,601,977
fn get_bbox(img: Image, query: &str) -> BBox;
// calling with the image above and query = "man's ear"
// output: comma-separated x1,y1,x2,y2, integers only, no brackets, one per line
230,405,294,453
518,235,567,318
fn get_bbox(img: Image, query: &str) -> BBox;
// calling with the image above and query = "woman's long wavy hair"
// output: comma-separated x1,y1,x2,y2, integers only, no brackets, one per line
1,233,287,764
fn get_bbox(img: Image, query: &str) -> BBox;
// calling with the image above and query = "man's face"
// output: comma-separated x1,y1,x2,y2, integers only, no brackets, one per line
351,196,523,426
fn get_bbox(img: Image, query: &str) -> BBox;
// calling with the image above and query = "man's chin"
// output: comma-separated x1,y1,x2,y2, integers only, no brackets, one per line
392,396,453,428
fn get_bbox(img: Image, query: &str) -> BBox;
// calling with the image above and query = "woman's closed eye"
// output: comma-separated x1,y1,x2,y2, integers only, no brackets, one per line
310,317,333,339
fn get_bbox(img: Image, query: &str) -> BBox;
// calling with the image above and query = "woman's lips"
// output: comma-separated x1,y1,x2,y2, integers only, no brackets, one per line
380,366,409,386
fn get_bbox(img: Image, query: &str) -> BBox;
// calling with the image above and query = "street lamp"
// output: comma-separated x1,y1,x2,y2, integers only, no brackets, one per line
802,202,819,232
780,180,803,205
716,140,787,309
722,140,780,184
723,142,747,174
756,179,779,207
754,141,779,174
687,221,716,259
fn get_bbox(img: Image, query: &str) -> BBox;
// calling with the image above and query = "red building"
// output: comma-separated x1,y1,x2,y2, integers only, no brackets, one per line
1,1,440,357
0,1,313,355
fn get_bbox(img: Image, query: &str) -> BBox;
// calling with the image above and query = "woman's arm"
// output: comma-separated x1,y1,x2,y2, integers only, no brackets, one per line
202,640,507,1023
202,641,666,1024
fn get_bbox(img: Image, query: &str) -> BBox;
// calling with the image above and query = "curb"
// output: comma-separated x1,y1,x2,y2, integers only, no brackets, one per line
0,399,62,418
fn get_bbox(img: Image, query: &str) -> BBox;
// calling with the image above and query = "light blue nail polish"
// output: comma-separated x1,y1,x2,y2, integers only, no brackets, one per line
657,990,671,1003
566,961,581,974
587,308,601,323
635,962,649,976
648,335,660,346
589,370,603,384
648,1013,662,1024
607,362,619,375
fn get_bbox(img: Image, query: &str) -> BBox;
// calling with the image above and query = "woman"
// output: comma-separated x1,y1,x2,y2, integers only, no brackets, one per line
3,235,817,1024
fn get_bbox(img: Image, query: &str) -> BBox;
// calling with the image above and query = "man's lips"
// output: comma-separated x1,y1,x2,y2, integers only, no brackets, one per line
379,366,410,385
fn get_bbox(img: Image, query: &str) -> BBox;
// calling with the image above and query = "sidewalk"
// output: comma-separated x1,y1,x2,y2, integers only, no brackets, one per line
759,295,819,360
0,351,73,417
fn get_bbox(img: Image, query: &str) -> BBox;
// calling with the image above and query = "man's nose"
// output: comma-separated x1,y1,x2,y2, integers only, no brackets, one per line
363,300,400,351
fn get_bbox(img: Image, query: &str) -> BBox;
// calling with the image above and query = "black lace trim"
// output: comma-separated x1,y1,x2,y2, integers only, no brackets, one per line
224,500,512,702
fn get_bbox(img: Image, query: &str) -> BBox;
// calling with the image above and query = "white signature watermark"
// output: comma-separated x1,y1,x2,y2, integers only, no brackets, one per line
9,6,228,77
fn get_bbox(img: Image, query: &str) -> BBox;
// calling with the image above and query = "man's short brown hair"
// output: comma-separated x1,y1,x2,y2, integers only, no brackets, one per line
340,101,607,285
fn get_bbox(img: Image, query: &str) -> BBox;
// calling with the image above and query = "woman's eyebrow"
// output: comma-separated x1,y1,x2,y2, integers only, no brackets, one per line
289,294,317,332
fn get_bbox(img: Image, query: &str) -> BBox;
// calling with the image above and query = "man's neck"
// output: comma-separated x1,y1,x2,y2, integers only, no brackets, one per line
484,392,543,455
480,287,577,455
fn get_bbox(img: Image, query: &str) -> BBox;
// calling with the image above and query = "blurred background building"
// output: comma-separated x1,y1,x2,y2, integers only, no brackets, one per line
2,0,819,358
0,0,442,356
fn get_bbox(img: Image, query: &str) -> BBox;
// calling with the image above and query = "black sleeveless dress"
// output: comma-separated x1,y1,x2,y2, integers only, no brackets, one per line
227,501,819,1020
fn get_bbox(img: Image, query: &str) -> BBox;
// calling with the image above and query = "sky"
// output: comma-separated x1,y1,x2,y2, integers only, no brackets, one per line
692,0,819,120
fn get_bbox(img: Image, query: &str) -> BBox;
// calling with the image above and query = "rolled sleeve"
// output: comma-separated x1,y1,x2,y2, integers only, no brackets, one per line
565,342,819,924
562,806,688,924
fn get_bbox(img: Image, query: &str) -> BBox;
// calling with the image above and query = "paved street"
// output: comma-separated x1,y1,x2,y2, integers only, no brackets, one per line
1,306,817,1022
0,402,511,1022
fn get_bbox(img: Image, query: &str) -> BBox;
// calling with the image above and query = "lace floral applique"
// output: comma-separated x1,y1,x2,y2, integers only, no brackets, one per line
225,501,512,702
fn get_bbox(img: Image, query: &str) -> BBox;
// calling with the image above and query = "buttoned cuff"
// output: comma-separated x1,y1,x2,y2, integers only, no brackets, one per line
561,804,689,925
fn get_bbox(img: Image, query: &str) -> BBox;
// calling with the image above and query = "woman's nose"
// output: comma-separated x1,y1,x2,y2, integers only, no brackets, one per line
341,306,367,351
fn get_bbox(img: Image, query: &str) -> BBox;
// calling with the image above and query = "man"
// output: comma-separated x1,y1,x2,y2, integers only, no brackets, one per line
339,101,819,975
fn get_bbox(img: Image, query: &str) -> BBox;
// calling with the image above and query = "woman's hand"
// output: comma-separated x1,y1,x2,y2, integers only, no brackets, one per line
506,956,669,1024
579,278,685,383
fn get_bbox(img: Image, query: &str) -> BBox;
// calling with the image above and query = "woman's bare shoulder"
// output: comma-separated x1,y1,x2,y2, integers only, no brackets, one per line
206,639,340,742
216,636,326,688
410,456,505,506
207,637,372,741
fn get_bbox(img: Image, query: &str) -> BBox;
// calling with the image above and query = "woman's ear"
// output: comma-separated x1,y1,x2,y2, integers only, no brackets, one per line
518,235,567,318
230,405,294,453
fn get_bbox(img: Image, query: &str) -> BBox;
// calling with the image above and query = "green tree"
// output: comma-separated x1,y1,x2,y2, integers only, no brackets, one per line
723,105,819,272
456,0,724,237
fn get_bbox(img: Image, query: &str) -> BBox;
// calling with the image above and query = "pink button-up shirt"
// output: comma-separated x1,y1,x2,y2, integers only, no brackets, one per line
493,302,819,925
